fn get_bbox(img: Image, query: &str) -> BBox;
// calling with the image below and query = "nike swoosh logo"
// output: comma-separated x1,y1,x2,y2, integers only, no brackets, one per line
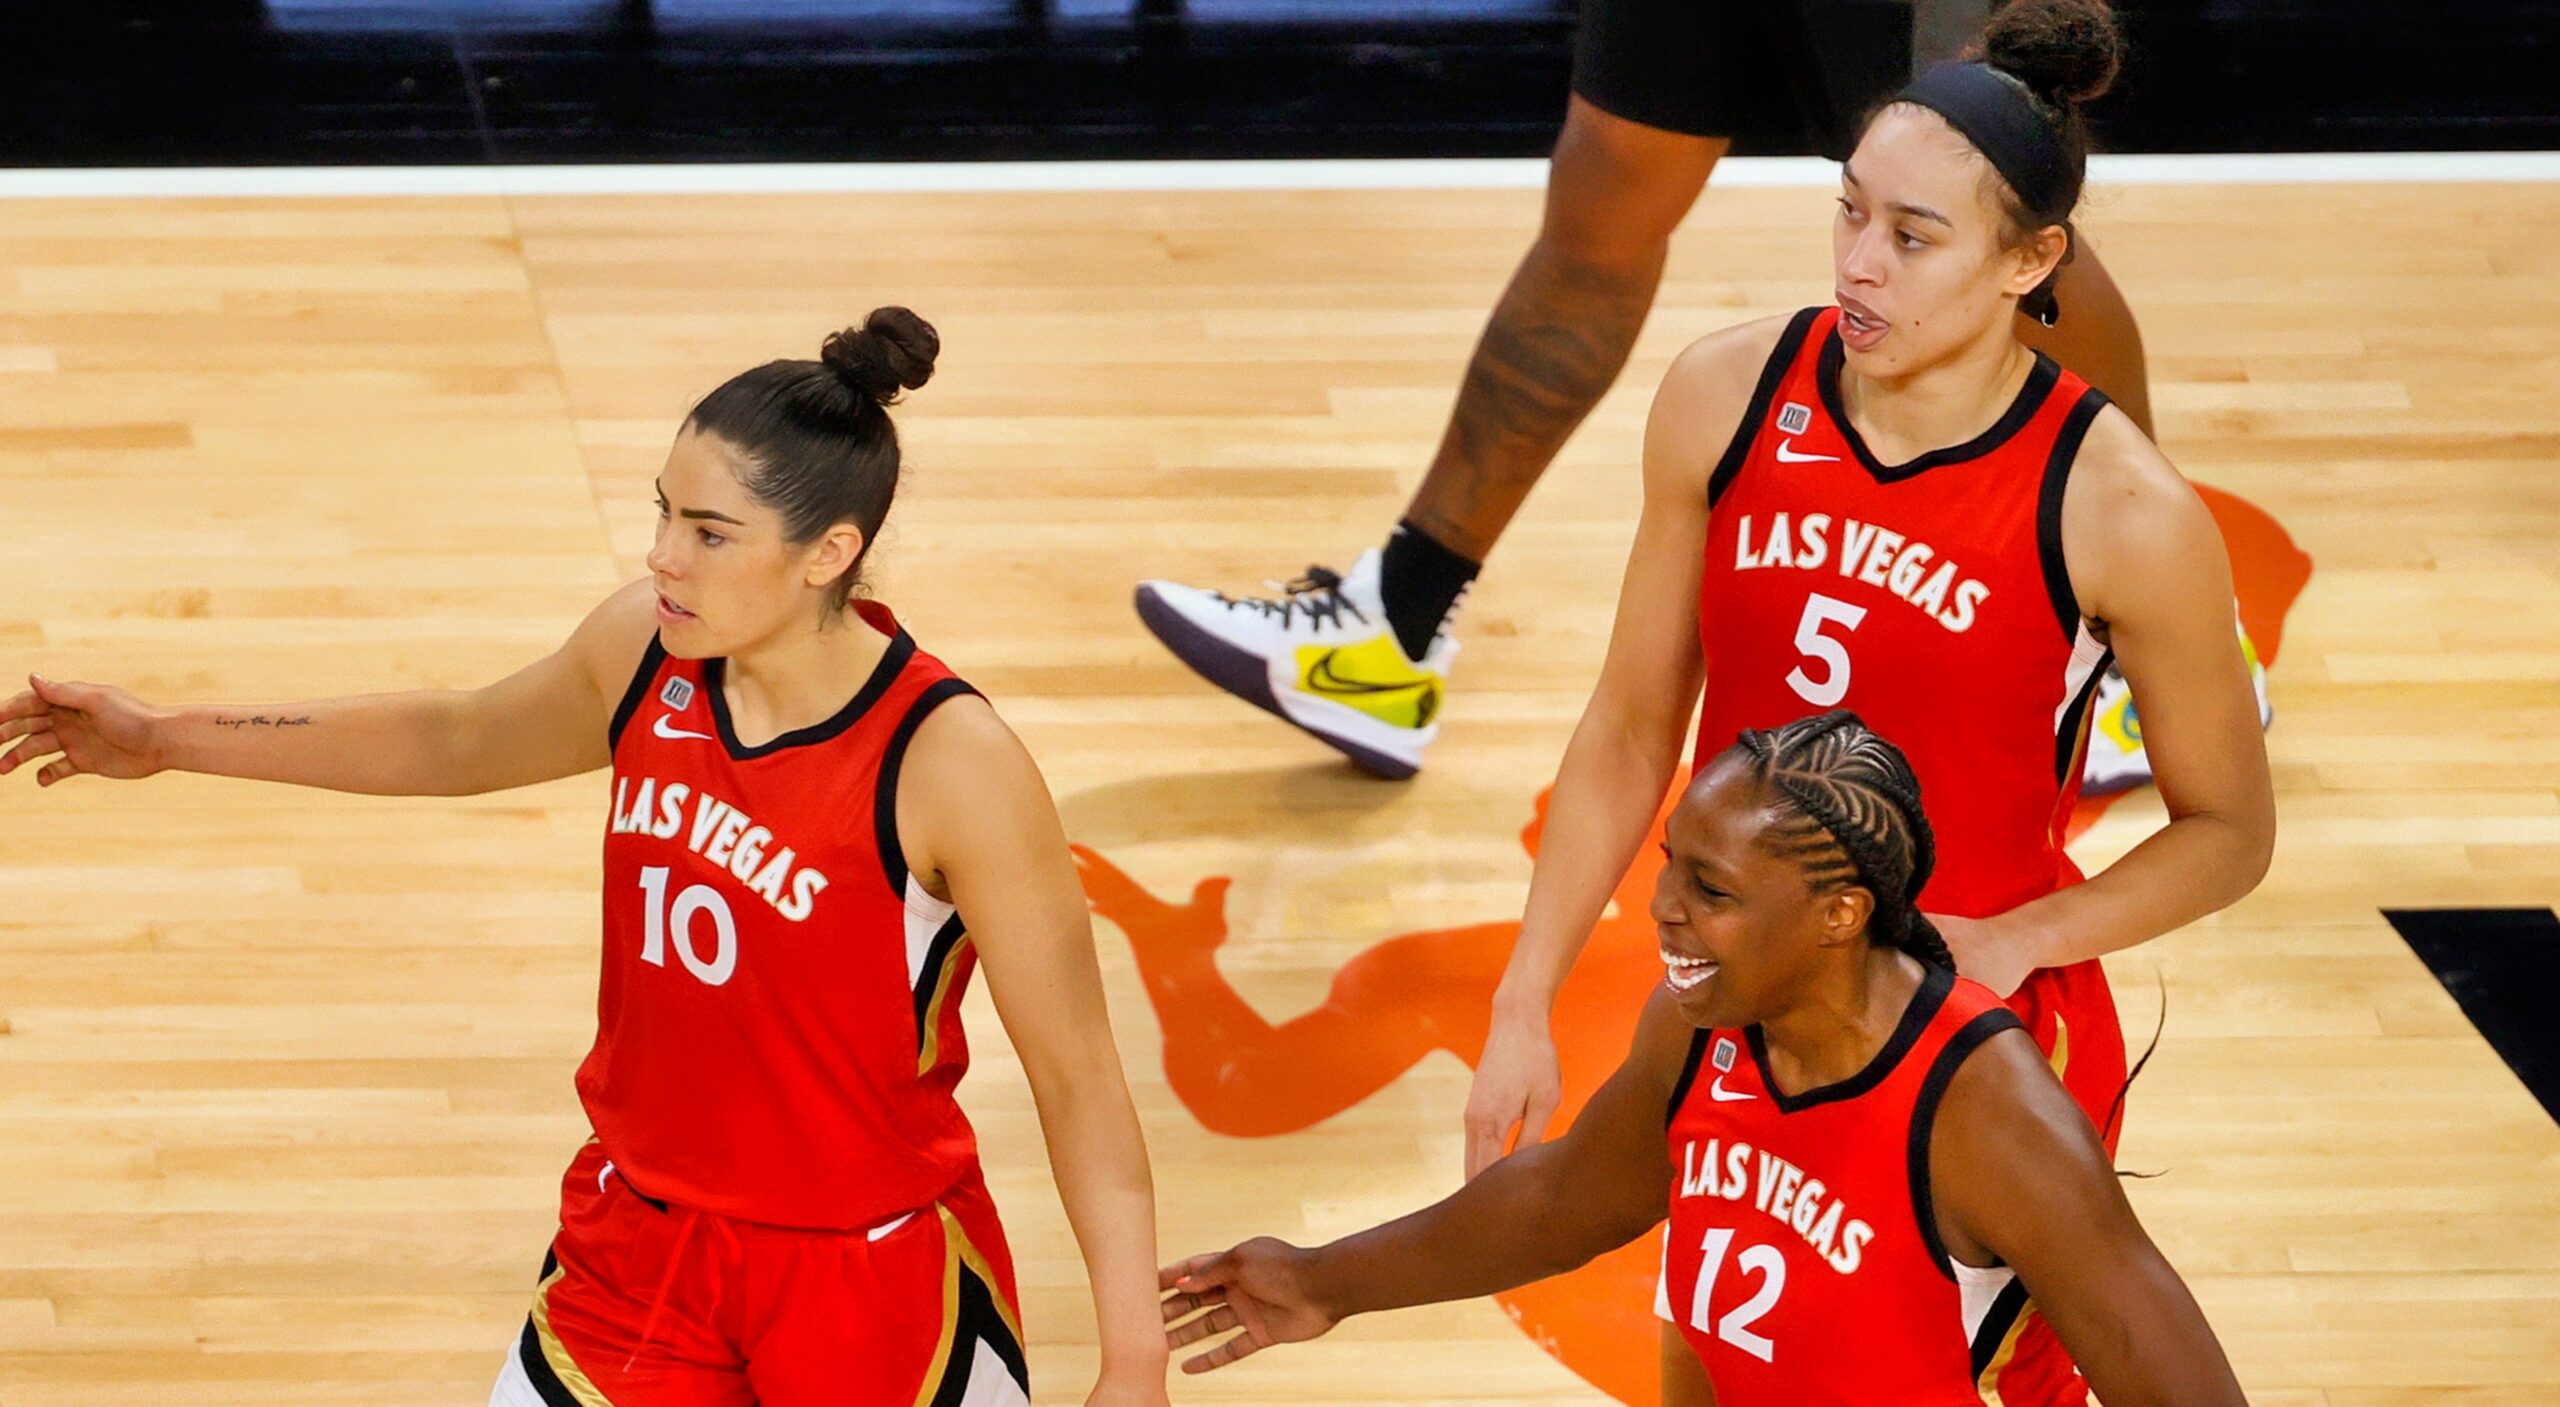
1304,650,1435,698
1709,1076,1756,1103
1775,439,1839,464
653,715,716,742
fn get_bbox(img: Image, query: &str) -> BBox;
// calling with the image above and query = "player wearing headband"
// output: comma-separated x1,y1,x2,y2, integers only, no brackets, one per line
1126,0,2274,785
1467,3,2276,1402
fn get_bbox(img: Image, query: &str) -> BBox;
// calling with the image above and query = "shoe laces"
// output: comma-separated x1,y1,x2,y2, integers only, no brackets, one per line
1215,565,1369,630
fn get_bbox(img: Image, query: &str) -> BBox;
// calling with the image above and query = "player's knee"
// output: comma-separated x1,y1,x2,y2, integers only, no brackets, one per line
1540,100,1715,259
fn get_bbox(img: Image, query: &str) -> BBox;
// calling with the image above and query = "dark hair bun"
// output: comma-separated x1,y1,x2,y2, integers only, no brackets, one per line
820,306,939,406
1981,0,2123,108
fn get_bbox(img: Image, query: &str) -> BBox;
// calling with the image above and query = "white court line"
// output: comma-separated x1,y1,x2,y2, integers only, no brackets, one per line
0,151,2553,198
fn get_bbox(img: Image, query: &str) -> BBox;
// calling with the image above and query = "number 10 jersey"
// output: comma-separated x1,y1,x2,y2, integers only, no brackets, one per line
581,601,985,1231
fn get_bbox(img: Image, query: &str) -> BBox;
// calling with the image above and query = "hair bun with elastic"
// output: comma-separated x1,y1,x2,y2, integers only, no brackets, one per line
820,306,940,407
1981,0,2124,109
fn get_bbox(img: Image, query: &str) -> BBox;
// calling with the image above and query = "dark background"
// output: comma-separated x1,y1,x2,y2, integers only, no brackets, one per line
5,0,2555,167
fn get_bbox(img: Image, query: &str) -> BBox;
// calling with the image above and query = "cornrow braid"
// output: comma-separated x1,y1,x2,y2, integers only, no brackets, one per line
1731,710,1956,971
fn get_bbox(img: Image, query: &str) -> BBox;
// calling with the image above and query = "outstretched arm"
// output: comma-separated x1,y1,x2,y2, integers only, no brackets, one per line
1947,414,2276,994
1935,1029,2248,1406
907,702,1168,1403
1,579,659,797
1160,987,1693,1373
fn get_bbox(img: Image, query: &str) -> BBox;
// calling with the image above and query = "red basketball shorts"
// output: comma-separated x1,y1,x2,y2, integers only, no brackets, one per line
488,1141,1026,1407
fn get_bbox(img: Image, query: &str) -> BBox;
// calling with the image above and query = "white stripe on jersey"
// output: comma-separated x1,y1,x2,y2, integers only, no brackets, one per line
905,875,958,992
2052,623,2110,735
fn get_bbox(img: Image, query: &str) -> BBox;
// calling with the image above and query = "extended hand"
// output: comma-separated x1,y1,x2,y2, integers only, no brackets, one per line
0,676,167,786
1158,1239,1338,1374
1463,1010,1562,1179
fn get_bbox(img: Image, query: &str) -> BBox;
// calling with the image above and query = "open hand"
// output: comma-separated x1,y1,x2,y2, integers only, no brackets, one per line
0,676,168,786
1159,1238,1338,1374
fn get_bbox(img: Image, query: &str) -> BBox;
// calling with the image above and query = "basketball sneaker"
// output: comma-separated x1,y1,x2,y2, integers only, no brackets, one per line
1133,550,1454,780
2081,627,2275,796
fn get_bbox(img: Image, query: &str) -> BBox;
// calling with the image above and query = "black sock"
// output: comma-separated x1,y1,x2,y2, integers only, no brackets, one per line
1377,519,1481,660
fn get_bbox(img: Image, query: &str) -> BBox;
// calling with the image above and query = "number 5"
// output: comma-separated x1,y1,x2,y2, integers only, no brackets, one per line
1785,593,1867,708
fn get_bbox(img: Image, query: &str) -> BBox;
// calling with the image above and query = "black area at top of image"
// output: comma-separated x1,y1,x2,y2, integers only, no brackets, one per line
2383,908,2560,1128
1,1,2557,166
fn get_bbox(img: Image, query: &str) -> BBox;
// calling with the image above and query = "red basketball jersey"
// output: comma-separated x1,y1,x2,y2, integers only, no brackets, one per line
579,601,986,1230
1658,966,2028,1405
1693,307,2114,920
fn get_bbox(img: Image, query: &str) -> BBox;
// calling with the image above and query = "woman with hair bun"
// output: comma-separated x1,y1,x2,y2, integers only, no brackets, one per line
1462,1,2276,1401
2,308,1171,1407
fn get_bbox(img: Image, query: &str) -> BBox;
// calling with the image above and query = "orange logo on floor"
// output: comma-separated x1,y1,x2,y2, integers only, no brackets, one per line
1077,485,2309,1405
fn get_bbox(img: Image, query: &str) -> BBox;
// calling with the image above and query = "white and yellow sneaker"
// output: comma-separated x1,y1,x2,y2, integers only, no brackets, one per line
2082,626,2275,796
1134,550,1455,779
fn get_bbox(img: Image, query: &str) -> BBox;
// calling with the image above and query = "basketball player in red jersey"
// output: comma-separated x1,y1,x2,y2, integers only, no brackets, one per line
0,311,1170,1407
1463,3,2275,1402
1130,0,2190,784
1159,713,2248,1405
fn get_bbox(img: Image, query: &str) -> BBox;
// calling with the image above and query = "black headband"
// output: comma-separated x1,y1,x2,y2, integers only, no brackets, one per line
1893,62,2070,218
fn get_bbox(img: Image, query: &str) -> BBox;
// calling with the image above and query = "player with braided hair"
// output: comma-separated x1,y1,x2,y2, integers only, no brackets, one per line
1734,711,1956,973
1155,713,2247,1406
1466,3,2275,1399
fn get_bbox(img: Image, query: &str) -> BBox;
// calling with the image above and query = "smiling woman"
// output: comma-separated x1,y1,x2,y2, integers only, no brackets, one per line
1460,0,2278,1401
0,310,1175,1407
1153,711,2249,1407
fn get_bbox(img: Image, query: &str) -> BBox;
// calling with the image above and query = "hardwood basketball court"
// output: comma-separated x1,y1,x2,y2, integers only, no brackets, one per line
1,170,2555,1404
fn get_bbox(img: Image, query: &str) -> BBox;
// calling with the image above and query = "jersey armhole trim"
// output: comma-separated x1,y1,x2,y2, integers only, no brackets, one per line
1906,1006,2030,1283
2051,639,2117,788
2035,387,2114,644
606,633,670,752
874,676,987,897
1706,306,1824,509
1666,1029,1711,1126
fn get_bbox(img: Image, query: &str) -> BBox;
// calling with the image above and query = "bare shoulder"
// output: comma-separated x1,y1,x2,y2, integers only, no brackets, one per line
897,690,1066,897
1647,313,1802,493
2062,406,2226,616
902,690,1052,816
1934,1024,2092,1155
904,689,1019,771
2069,403,2200,519
1928,1024,2124,1262
1661,312,1798,404
564,579,665,704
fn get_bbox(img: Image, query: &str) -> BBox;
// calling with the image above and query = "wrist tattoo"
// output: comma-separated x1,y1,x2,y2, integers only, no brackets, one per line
213,714,315,730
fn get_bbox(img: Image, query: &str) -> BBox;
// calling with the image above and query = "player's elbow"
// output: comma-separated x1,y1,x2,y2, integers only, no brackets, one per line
2209,799,2277,906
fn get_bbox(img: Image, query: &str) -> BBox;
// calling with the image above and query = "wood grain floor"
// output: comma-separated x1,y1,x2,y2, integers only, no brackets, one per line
2,178,2556,1406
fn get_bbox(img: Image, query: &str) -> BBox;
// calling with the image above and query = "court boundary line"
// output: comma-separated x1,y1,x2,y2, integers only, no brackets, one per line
0,152,2555,198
